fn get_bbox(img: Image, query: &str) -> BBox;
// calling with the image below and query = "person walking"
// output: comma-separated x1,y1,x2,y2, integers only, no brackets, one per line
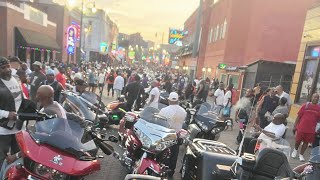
146,81,160,108
98,71,106,92
212,83,225,114
16,70,29,99
223,84,233,118
124,75,144,110
275,85,292,112
113,72,124,100
256,88,279,129
106,70,116,97
292,93,320,161
234,89,254,144
29,61,46,102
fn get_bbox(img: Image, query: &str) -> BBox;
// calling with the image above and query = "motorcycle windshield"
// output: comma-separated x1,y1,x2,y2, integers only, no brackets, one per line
195,103,221,130
81,92,99,105
139,103,170,128
29,118,95,158
310,146,320,163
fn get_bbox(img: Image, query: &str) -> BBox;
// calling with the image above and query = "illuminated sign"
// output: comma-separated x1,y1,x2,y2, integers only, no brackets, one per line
71,22,80,41
311,46,320,57
168,29,187,46
218,63,227,69
100,42,108,53
128,51,135,60
67,26,76,55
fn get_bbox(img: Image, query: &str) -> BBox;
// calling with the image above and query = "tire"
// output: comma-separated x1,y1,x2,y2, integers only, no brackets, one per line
181,157,189,180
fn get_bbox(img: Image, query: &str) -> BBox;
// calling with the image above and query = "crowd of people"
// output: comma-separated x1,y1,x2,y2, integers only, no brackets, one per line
0,55,319,178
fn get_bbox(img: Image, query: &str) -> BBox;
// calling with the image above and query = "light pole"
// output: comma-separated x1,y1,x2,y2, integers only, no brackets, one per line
77,0,96,65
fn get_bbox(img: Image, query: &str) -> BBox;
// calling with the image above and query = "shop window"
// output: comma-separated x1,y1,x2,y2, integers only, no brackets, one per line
220,74,227,84
297,59,319,104
229,75,239,89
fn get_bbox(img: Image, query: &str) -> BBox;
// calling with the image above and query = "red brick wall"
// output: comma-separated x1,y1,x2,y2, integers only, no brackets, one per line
3,6,56,57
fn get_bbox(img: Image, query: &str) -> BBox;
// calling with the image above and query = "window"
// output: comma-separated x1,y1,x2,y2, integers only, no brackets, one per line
221,74,227,85
229,75,239,89
222,18,227,39
216,25,220,41
220,24,223,39
209,28,213,43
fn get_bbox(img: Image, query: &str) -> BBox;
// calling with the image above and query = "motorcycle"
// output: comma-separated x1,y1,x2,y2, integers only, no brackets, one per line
106,95,130,125
3,112,117,180
62,90,111,127
115,103,187,177
181,138,293,180
291,146,320,180
185,103,230,141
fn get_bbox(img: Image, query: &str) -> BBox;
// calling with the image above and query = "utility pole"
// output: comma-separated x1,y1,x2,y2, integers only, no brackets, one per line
191,0,203,80
78,0,84,65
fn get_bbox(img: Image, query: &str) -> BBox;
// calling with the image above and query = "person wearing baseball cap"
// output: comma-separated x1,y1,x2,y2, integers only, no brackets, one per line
0,57,26,167
8,56,22,77
40,69,64,103
29,61,46,102
158,92,187,177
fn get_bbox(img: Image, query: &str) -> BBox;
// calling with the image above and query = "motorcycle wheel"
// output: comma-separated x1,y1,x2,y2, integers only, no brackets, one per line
181,157,189,180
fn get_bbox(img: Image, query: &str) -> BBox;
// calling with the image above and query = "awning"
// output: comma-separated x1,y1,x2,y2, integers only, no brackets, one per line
15,27,60,50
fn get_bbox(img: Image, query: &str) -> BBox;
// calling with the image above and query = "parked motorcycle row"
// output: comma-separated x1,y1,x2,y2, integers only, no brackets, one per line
3,78,319,180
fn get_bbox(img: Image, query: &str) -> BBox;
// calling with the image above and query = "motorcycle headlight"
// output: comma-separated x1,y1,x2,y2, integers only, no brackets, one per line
135,128,152,148
197,122,208,131
33,163,68,180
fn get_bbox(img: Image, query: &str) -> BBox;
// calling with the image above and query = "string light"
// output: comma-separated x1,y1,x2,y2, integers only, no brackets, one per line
17,46,60,53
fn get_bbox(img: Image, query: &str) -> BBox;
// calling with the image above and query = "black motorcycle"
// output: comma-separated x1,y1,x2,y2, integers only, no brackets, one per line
185,103,229,141
62,90,109,127
181,139,291,180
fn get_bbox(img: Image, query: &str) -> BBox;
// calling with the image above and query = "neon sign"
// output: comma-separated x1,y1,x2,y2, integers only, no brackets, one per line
100,42,108,53
67,26,76,55
168,29,187,46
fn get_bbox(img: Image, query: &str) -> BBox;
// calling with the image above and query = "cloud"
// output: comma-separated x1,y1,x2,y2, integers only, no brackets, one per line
94,0,199,42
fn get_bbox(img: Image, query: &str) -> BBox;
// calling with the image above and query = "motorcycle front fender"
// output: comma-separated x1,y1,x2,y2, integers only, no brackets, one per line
137,157,162,175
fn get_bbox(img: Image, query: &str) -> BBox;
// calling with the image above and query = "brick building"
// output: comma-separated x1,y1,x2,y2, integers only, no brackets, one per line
0,1,59,65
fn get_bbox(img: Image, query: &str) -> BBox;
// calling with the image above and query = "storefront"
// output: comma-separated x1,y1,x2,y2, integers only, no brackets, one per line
289,5,320,120
15,27,60,64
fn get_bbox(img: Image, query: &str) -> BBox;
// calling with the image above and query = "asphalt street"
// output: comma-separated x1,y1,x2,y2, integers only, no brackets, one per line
86,88,311,180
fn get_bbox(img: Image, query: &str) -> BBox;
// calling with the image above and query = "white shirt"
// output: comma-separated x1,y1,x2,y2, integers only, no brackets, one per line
159,105,187,131
98,73,105,84
149,87,160,108
223,90,232,107
214,89,225,106
277,91,292,106
113,76,124,91
258,122,286,150
0,77,23,135
258,122,286,139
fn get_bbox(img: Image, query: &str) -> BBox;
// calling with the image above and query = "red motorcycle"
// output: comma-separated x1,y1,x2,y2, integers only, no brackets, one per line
115,103,187,177
3,112,115,180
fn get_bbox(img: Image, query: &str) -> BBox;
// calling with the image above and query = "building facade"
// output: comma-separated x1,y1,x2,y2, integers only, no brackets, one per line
289,4,320,119
0,1,59,65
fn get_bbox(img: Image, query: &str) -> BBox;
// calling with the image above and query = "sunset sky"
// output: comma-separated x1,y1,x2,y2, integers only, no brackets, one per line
95,0,199,43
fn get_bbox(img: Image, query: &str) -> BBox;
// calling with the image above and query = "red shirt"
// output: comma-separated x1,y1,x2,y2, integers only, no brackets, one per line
56,73,66,89
21,82,29,99
297,103,320,134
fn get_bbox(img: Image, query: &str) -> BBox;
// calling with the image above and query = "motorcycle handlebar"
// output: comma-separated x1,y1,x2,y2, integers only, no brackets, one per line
17,112,55,121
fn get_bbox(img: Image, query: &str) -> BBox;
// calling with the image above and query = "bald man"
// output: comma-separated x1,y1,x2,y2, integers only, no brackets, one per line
36,85,67,119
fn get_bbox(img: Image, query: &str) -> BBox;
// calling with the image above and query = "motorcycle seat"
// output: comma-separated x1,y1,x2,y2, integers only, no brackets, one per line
247,148,293,179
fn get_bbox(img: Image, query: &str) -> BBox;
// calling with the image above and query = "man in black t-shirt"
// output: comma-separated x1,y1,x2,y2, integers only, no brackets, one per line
124,75,144,111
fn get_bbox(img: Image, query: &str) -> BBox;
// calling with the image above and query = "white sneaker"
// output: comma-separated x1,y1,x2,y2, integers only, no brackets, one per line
299,154,305,162
291,149,298,158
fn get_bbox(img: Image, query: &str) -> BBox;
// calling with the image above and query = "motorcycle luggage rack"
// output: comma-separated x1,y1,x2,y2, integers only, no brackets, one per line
194,139,236,155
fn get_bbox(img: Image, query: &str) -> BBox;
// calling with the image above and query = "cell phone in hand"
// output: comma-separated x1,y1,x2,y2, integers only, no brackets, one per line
7,120,15,129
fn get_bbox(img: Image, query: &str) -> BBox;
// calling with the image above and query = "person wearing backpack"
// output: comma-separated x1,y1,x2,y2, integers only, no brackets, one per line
107,70,116,97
